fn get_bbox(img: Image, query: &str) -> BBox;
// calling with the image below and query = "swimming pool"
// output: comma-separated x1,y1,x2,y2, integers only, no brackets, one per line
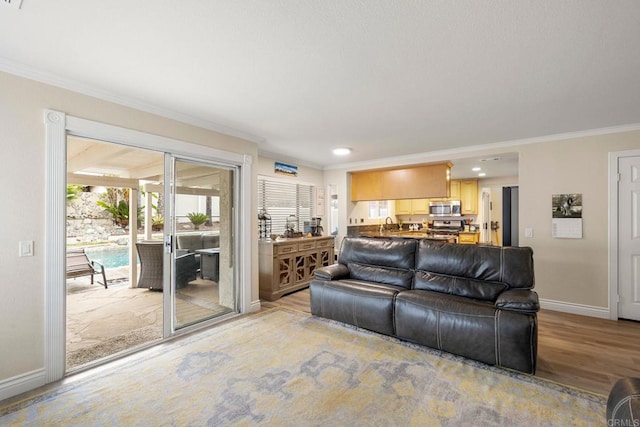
84,246,136,269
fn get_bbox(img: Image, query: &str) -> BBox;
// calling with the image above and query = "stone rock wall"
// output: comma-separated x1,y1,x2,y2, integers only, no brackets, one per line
67,192,125,243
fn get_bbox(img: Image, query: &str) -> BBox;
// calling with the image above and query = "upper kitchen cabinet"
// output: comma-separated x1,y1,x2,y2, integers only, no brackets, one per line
395,199,412,215
460,179,478,214
450,180,461,201
395,198,429,215
350,162,452,201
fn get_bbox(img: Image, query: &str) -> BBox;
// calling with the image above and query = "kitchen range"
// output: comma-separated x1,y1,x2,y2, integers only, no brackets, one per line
425,219,465,242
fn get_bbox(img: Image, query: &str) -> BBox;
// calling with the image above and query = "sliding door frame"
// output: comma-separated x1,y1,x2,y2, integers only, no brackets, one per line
45,110,253,384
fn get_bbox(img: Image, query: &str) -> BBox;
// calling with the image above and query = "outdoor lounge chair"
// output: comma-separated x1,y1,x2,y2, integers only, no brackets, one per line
66,248,107,288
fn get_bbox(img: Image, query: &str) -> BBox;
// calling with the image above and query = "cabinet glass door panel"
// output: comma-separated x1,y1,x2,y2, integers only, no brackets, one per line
169,158,237,330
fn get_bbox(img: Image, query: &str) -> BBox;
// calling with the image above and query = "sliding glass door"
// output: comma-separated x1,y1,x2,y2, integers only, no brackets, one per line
167,157,238,331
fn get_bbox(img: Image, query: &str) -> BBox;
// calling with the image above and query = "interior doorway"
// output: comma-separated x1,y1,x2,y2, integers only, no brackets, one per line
502,186,519,247
616,155,640,321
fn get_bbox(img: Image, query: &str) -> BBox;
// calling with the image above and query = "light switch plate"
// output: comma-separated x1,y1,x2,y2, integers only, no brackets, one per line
19,240,33,257
1,0,23,10
524,228,533,238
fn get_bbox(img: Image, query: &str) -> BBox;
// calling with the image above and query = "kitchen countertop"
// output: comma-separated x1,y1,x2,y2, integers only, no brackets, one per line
356,231,454,240
259,235,334,244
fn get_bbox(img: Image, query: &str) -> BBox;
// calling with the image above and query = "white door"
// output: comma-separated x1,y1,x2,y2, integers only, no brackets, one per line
618,156,640,321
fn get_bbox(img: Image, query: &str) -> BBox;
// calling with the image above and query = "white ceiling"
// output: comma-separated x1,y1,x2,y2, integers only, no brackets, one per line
1,1,639,171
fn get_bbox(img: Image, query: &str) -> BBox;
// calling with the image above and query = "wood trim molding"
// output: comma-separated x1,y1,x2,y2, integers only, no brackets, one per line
539,298,609,319
44,110,256,390
44,110,67,383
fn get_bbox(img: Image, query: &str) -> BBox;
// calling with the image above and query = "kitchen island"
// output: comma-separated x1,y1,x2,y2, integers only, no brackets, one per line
259,236,335,301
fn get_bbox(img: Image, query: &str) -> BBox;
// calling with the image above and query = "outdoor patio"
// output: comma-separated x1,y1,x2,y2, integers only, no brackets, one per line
66,266,229,369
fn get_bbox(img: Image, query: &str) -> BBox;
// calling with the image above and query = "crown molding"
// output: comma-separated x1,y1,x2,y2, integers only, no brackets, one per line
324,123,640,171
0,57,265,145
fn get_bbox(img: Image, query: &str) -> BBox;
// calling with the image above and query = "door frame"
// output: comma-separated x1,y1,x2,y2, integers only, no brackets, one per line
608,149,640,320
45,110,254,383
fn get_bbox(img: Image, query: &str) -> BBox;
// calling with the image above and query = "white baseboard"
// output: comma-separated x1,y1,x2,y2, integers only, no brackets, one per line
539,298,610,319
0,369,45,402
249,300,262,313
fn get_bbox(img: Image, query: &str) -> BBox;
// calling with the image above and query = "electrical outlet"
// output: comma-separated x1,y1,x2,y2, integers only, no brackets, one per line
1,0,23,10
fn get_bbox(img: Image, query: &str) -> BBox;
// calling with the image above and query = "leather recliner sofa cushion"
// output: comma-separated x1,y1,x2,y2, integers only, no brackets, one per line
348,262,415,289
414,270,508,301
416,240,534,289
395,290,537,374
339,237,417,289
310,279,404,336
339,237,417,269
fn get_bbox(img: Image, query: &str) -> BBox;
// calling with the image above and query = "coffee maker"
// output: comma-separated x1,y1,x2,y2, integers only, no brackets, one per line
310,217,323,236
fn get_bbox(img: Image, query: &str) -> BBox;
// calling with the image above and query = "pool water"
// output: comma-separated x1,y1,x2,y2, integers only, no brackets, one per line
84,246,136,269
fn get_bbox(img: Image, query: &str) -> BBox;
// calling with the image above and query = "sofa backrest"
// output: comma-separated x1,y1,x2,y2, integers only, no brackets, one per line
202,234,220,248
415,240,535,297
339,237,417,289
176,233,220,252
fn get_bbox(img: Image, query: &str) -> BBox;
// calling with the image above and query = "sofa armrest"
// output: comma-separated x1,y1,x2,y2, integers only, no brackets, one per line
314,263,350,280
495,289,540,313
176,249,189,257
607,377,640,426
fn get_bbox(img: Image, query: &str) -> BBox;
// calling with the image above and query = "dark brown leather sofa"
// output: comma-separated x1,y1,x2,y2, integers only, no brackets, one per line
310,237,539,374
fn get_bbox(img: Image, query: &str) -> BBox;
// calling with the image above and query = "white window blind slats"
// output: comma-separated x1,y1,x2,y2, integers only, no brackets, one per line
258,178,314,234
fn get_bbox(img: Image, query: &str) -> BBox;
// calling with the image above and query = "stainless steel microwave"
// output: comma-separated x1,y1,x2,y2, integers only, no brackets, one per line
429,200,461,217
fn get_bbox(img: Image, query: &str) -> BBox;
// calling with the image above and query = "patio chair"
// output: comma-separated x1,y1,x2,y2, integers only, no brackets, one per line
136,241,199,291
66,248,107,288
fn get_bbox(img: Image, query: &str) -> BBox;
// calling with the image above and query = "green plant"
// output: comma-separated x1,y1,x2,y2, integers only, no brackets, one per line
152,215,164,231
187,212,208,230
66,184,84,201
96,188,143,229
97,199,131,228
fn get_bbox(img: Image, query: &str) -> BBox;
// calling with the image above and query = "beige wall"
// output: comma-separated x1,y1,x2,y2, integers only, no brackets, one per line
518,131,640,307
0,71,258,383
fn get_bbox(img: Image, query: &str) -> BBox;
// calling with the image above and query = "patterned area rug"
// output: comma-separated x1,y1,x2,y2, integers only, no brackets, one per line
0,308,605,425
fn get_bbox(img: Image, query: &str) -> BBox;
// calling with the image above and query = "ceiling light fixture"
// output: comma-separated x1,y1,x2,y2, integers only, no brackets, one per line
333,148,352,156
478,172,487,177
472,167,481,172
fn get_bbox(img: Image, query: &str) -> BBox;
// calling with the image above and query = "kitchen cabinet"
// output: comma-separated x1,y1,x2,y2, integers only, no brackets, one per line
259,236,334,301
450,180,461,201
395,199,412,215
351,162,452,201
458,232,479,245
395,198,429,215
460,179,478,214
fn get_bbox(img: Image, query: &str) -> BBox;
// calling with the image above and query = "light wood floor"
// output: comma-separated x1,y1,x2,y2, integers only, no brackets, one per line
263,289,640,396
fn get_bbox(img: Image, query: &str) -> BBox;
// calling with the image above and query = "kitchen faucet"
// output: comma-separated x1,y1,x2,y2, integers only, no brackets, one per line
384,217,393,230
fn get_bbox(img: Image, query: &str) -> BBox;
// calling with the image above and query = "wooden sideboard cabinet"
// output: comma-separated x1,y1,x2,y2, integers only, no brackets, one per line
259,236,335,301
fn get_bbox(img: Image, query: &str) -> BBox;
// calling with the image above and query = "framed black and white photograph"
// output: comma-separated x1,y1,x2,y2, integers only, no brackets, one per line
552,193,582,218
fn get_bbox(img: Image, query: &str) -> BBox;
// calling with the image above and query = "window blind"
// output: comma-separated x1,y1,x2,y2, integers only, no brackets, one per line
258,178,314,234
